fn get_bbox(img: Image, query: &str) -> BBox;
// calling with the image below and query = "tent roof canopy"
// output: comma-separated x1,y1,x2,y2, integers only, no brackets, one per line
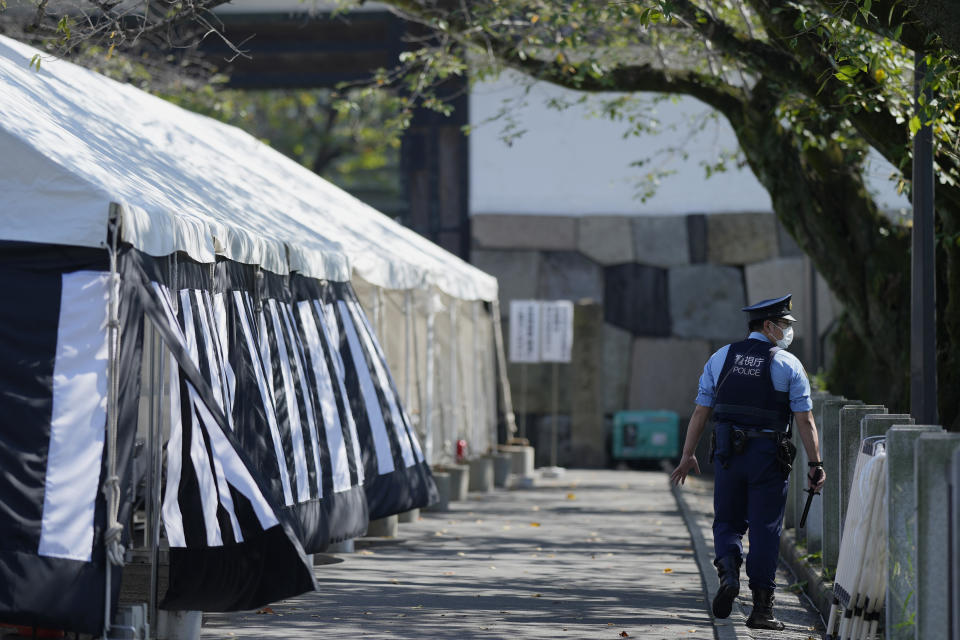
0,35,497,302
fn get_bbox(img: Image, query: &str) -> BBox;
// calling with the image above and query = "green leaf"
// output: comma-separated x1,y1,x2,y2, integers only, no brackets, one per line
909,116,922,136
29,54,41,71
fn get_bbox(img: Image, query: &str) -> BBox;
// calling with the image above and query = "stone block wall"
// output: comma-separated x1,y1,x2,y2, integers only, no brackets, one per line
473,212,841,467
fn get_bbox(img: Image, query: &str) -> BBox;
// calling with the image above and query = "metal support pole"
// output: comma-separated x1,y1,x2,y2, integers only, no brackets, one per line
472,302,482,453
550,361,559,468
449,302,458,458
911,50,938,424
404,291,413,410
373,288,384,340
520,365,528,440
425,308,436,463
146,322,160,638
490,299,518,442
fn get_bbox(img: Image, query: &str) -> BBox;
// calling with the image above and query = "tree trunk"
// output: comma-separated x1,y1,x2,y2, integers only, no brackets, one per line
726,83,913,411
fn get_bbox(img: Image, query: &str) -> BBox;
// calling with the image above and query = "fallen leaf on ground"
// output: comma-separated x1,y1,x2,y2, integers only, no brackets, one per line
530,522,541,527
620,632,630,638
255,607,275,615
567,493,576,500
663,568,673,573
532,593,542,597
443,571,455,576
390,578,400,584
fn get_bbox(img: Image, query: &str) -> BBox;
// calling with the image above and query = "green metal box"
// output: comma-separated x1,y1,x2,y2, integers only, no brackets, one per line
611,410,679,460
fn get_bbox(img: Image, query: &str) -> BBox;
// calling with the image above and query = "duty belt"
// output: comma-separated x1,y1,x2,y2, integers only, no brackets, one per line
734,428,783,440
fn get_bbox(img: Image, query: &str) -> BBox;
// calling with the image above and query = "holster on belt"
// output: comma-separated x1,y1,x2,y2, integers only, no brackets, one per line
776,434,797,477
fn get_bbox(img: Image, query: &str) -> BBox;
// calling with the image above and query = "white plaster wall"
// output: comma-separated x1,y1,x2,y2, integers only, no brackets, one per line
469,69,909,217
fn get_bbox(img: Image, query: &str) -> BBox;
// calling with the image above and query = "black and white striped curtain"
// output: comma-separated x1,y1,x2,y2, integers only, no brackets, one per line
319,281,437,520
0,242,139,634
125,253,317,612
0,243,437,633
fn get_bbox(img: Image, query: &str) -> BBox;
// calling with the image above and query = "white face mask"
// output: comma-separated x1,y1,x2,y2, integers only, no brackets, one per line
770,322,794,349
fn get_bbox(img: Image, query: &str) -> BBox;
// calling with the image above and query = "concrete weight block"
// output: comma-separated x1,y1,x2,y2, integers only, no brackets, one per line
157,610,201,640
579,216,634,265
885,425,942,640
398,509,420,523
631,215,690,267
367,515,399,538
328,539,355,553
603,263,670,336
468,456,495,492
627,337,712,417
492,452,512,487
426,471,451,512
442,463,469,501
538,251,604,303
915,433,960,640
500,444,535,477
706,212,778,265
472,214,577,251
471,249,540,305
668,264,746,341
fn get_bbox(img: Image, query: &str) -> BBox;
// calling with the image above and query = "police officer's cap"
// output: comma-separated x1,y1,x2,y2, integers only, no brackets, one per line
741,294,797,322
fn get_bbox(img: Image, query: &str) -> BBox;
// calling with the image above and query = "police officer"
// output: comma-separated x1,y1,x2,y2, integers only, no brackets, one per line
670,294,826,630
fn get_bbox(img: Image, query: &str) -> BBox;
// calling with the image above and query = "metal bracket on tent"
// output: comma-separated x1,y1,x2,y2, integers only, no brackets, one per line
253,265,264,320
102,208,125,639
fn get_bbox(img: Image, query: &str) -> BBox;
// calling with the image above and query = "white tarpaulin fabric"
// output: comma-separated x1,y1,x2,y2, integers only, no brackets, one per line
0,35,498,302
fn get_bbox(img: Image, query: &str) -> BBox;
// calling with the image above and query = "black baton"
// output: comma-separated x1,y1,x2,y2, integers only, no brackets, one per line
799,488,819,528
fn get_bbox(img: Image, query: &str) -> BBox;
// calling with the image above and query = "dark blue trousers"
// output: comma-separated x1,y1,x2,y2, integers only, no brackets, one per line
712,431,789,591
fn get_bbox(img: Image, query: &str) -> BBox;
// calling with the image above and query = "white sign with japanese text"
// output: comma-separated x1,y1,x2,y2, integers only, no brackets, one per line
540,301,574,363
509,300,542,363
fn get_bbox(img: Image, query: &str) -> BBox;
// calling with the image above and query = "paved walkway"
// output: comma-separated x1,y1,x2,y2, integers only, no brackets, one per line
202,468,824,639
673,472,825,640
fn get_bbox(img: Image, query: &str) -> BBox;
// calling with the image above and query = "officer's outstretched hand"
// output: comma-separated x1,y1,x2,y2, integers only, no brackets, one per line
671,454,700,486
808,466,826,492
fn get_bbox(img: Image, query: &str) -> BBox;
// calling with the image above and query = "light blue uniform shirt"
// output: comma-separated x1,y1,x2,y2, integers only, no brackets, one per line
695,332,812,413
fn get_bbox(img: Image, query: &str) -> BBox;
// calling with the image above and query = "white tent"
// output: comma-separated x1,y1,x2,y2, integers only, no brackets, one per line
0,33,513,634
0,36,496,300
0,34,506,464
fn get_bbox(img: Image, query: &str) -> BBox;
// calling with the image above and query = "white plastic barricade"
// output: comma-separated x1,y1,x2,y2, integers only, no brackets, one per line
825,435,887,640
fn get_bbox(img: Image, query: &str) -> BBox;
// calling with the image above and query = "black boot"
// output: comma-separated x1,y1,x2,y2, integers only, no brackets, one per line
746,588,785,630
711,555,741,619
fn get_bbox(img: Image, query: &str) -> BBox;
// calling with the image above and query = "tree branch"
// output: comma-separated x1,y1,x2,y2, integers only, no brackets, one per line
507,55,746,124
